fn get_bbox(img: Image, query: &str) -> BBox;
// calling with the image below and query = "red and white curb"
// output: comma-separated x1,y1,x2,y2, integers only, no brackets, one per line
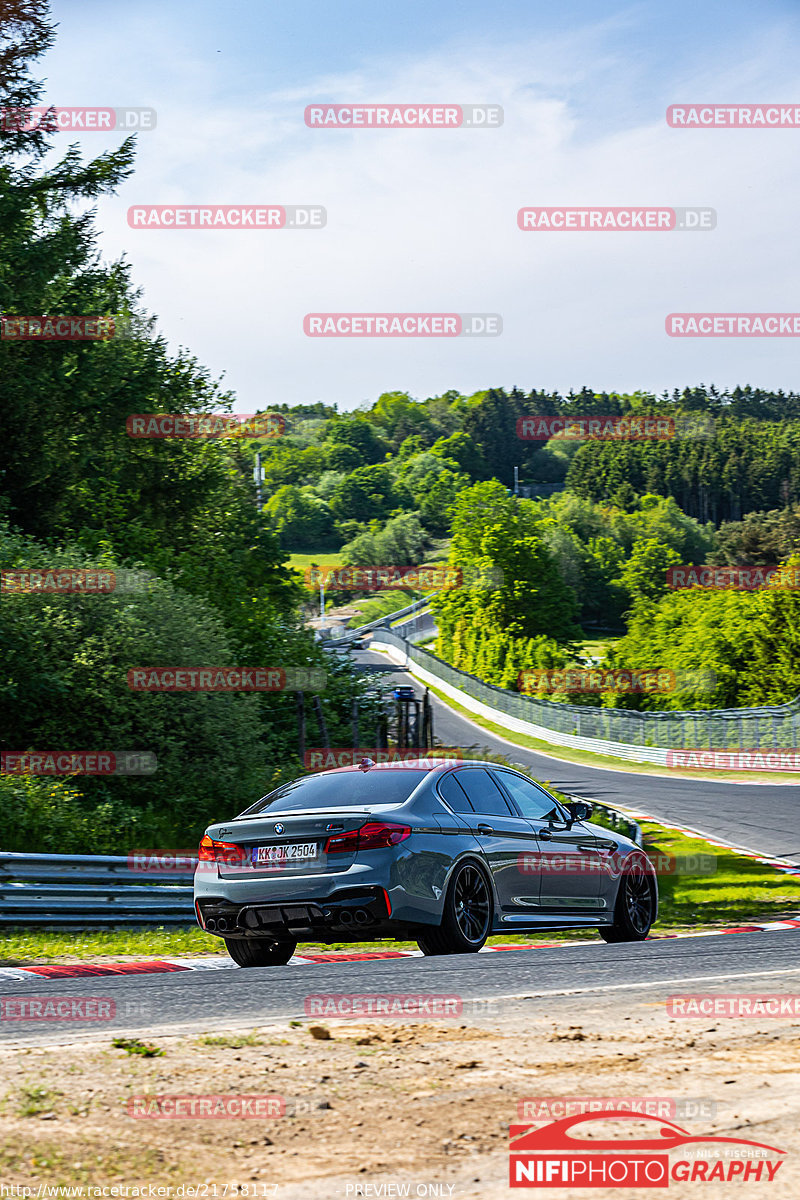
1,921,799,982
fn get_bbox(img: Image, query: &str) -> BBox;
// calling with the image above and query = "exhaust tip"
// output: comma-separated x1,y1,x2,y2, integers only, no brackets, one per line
205,918,217,931
339,910,354,925
354,909,371,924
216,916,229,932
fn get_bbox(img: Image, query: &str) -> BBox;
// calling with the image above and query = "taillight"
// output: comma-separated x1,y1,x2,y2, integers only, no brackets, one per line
324,822,411,855
324,829,359,855
198,834,247,865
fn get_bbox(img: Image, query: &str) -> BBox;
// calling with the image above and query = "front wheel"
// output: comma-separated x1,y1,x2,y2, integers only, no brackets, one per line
224,937,297,967
416,861,492,955
600,858,655,943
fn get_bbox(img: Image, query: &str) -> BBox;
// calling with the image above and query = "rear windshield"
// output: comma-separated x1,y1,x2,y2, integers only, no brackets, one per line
239,769,429,815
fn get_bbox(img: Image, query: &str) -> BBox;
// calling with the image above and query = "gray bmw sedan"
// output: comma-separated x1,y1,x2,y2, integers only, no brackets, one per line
194,758,657,966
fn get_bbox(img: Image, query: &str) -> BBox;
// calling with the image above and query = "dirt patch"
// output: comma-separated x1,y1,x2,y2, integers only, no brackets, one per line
1,1002,798,1198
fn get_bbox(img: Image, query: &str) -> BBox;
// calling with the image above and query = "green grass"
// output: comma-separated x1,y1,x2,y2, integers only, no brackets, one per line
573,632,622,662
197,1031,263,1048
287,550,345,591
640,820,800,927
287,550,344,572
0,926,226,964
111,1037,164,1057
353,590,417,624
1,818,797,966
16,1086,62,1118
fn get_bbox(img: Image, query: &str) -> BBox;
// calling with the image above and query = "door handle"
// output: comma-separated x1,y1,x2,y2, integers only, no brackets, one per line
578,844,596,852
477,824,494,835
538,829,553,840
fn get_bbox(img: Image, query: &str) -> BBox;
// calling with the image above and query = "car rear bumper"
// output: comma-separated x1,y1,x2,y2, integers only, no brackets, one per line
196,885,413,940
194,849,448,932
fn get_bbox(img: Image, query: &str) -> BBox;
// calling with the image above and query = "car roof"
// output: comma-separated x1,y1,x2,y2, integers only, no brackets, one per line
311,759,510,776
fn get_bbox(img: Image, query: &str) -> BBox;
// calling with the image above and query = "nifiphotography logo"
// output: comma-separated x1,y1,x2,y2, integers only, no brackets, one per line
508,1111,785,1187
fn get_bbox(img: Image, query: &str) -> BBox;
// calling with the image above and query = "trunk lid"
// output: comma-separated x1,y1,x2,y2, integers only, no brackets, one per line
208,808,374,877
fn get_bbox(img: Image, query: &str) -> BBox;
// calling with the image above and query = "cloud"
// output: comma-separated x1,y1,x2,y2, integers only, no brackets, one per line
41,9,800,408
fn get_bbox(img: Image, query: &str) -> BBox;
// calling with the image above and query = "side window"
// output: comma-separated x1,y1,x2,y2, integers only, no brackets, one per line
494,771,560,821
455,768,513,816
438,772,474,813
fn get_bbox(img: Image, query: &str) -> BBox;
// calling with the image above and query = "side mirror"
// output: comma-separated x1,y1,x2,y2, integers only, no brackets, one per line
564,800,593,826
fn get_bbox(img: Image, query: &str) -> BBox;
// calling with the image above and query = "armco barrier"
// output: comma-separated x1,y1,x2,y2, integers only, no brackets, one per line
0,852,195,927
0,805,639,926
328,593,435,644
371,630,800,760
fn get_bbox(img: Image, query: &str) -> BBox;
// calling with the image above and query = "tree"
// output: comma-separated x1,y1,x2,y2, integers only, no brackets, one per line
264,486,335,547
323,415,388,464
367,392,434,447
0,4,388,856
329,464,405,522
431,482,582,685
619,539,683,607
716,505,800,565
341,512,426,569
462,388,523,484
429,431,483,478
0,0,298,632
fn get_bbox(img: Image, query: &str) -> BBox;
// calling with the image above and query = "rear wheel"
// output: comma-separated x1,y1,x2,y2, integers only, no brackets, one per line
416,861,492,955
224,937,297,967
600,858,655,943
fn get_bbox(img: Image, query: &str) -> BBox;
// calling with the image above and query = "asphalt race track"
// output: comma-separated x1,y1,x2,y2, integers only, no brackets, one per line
354,646,800,862
2,931,799,1044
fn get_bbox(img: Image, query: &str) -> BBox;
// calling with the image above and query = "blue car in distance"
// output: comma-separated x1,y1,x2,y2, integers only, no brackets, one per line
194,758,657,966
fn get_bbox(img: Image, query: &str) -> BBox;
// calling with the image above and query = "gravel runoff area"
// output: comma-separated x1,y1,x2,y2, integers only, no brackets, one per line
0,986,798,1198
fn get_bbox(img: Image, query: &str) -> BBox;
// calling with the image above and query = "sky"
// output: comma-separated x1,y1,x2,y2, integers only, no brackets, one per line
37,0,800,412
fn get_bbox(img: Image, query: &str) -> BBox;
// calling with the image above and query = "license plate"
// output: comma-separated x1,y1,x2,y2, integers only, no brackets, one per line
252,842,318,866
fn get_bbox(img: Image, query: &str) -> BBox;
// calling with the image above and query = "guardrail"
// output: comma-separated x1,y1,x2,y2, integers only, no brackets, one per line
0,804,641,927
575,799,643,846
330,593,437,644
390,609,437,643
0,852,196,927
372,629,800,760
